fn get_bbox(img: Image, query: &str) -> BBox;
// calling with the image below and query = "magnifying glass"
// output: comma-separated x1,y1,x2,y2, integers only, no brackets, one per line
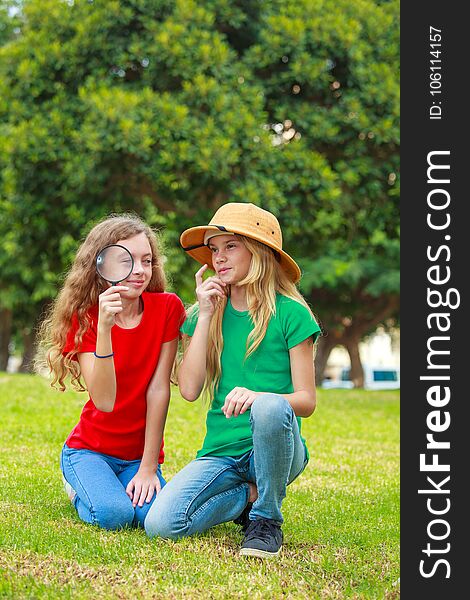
96,244,134,285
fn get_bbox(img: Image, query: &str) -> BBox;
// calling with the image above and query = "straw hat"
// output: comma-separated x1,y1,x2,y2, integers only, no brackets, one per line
180,203,301,283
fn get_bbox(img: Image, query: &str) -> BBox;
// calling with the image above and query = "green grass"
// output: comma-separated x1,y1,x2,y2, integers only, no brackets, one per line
0,374,399,599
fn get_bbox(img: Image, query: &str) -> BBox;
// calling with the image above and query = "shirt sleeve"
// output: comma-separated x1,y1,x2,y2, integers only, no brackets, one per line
62,312,97,358
180,304,199,337
162,294,187,342
279,297,322,349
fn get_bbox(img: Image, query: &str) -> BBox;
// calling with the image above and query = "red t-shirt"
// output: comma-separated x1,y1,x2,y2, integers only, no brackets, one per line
63,291,186,461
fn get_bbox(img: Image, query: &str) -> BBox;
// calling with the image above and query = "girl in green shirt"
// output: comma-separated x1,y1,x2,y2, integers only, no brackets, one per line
145,202,321,557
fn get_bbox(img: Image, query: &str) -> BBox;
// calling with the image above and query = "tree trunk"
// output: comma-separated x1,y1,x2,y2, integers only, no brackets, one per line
0,308,13,371
18,300,50,374
344,336,364,388
19,329,36,373
308,293,400,389
314,335,337,384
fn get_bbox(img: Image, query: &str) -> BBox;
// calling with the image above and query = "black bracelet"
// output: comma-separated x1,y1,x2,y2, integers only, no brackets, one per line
93,351,114,359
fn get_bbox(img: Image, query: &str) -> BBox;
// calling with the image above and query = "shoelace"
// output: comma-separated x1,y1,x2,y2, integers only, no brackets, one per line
244,519,280,542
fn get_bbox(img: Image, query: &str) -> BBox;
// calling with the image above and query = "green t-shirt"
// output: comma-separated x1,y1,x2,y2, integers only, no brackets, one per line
180,294,321,459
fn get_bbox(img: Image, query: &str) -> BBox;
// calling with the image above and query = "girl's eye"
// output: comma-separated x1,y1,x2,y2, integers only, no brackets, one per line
144,259,152,264
227,244,236,249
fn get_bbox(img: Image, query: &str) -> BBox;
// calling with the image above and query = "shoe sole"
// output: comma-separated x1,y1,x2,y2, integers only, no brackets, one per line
240,547,281,558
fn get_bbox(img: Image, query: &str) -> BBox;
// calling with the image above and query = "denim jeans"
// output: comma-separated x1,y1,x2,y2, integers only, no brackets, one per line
60,444,166,530
145,394,308,539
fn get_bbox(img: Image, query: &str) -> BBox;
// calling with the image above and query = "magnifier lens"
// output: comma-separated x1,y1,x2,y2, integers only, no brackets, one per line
96,245,134,284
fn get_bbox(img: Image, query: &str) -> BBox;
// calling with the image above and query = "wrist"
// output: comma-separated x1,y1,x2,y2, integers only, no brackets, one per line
97,321,113,336
94,351,114,359
138,462,158,474
196,314,212,325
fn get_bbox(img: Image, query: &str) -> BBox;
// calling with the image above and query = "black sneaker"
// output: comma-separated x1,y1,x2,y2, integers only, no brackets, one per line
233,502,253,533
240,518,283,558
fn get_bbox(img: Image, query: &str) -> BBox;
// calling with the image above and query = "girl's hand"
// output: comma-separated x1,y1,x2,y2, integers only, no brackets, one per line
125,469,162,508
195,265,226,318
97,286,129,329
222,387,260,418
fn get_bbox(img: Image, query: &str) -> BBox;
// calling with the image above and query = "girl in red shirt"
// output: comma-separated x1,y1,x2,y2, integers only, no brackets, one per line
36,214,185,530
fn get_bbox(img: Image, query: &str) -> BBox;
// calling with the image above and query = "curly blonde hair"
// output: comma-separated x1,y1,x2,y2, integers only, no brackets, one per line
35,214,166,391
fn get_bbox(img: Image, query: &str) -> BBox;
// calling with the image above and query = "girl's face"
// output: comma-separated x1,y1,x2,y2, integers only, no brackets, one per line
111,232,153,298
208,234,252,285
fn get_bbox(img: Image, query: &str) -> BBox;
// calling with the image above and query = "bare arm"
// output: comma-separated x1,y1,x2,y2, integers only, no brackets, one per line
78,348,115,412
283,337,317,417
178,265,226,402
141,338,177,471
178,322,211,401
77,285,128,412
126,337,178,507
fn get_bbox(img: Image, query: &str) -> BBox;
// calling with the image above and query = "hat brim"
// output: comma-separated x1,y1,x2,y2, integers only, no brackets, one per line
180,225,301,283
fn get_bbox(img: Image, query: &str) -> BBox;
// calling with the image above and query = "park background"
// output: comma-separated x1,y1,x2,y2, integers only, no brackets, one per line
0,1,399,598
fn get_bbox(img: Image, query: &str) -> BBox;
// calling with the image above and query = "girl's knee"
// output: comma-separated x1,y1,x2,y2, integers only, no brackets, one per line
92,500,135,530
251,393,291,429
144,503,185,539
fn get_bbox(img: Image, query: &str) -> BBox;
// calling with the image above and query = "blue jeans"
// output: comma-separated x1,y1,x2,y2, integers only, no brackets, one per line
145,394,308,539
60,444,166,530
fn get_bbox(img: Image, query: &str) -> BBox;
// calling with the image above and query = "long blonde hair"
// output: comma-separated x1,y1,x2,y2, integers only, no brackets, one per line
180,235,317,403
35,214,167,391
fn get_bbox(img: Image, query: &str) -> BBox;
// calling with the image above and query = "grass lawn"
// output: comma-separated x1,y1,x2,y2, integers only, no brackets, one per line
0,374,399,599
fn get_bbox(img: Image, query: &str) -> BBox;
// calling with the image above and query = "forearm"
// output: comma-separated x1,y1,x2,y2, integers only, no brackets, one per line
284,339,317,417
178,316,211,401
86,326,117,412
282,389,316,418
139,387,170,471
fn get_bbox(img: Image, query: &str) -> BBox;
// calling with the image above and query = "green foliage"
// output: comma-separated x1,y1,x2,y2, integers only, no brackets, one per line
236,0,400,335
0,0,399,342
0,373,400,598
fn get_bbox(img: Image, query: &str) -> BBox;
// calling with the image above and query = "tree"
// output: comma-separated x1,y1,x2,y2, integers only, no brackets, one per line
0,0,21,370
231,0,400,385
0,0,399,383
